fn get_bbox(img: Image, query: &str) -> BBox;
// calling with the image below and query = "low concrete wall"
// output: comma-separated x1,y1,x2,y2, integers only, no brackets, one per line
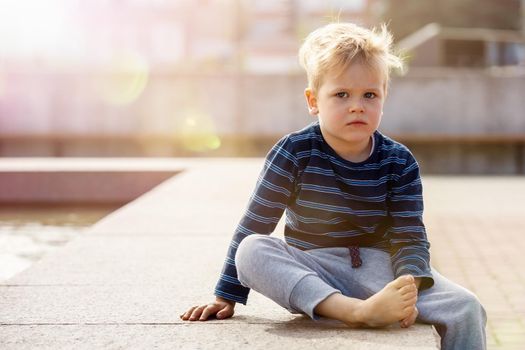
1,69,524,136
0,158,187,203
383,68,525,134
0,171,179,204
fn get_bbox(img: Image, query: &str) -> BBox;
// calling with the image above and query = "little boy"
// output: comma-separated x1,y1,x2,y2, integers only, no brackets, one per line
181,22,487,350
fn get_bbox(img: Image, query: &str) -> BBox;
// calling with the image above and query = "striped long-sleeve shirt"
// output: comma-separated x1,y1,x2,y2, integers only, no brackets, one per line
214,121,433,305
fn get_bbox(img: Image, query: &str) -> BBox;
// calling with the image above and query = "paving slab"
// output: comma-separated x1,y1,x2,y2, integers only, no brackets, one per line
3,236,231,286
0,324,440,350
0,285,305,324
0,158,440,349
88,163,262,236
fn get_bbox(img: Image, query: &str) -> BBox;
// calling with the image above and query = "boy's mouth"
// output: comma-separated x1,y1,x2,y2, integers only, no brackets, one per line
347,120,367,126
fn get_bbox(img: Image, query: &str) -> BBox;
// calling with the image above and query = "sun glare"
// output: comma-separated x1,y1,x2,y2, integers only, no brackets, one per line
0,0,74,58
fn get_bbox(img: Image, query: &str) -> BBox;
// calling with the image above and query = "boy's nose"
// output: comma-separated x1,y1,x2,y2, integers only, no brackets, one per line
348,101,364,113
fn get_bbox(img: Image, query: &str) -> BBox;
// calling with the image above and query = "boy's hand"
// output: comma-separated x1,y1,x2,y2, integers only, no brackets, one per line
180,296,236,321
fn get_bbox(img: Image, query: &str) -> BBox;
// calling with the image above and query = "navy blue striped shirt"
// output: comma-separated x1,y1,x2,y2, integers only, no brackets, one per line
214,121,433,305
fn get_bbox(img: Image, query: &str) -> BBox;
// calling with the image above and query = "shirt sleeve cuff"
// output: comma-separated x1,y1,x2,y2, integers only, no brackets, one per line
214,287,249,305
395,267,434,291
415,276,434,291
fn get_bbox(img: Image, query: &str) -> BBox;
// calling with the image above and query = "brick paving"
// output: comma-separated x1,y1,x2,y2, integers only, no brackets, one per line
422,177,525,350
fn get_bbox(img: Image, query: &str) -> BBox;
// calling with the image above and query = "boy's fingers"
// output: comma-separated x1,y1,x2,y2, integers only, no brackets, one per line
189,305,207,321
216,305,227,318
180,306,199,320
218,304,234,319
181,301,234,321
199,304,219,321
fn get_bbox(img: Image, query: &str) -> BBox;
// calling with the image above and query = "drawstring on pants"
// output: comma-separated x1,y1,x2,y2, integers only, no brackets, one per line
349,245,362,268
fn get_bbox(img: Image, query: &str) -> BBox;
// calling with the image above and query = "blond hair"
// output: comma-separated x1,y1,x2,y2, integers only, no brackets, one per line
298,22,403,94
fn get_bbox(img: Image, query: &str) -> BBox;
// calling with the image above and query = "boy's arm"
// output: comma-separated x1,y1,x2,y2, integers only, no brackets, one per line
214,135,299,304
388,157,434,291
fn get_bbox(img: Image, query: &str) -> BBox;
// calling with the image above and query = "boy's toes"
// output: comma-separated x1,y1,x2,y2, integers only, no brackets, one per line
403,275,415,283
400,306,414,319
391,275,414,289
400,307,418,328
399,283,417,296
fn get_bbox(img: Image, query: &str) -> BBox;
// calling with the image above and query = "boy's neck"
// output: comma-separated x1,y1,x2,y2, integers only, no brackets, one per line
339,137,373,163
323,131,373,163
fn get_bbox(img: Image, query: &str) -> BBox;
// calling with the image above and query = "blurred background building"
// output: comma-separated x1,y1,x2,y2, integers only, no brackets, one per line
0,0,524,174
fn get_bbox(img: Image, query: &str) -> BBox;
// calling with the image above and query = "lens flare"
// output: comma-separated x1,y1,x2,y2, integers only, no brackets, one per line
95,52,149,106
178,110,221,152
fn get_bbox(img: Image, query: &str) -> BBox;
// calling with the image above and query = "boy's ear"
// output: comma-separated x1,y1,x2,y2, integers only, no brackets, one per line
304,88,318,116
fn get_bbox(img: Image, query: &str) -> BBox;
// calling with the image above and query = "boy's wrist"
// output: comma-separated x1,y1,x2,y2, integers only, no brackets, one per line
216,296,236,306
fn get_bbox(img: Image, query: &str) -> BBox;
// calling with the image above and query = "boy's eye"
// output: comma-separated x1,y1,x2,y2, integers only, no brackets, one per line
364,92,376,99
335,92,348,98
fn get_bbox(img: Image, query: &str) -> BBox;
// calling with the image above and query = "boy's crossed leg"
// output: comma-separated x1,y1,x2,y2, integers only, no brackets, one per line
235,234,417,327
235,234,486,349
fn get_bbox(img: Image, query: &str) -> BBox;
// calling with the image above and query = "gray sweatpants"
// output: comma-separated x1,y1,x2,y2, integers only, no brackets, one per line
235,234,487,350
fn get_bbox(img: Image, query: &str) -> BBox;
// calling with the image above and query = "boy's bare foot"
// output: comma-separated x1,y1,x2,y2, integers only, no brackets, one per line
352,275,418,327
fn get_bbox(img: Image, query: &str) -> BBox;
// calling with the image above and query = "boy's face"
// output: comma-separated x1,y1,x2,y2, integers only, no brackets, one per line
305,62,386,157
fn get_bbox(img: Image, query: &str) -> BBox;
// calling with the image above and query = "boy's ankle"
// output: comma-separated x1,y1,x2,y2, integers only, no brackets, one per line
344,298,365,326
